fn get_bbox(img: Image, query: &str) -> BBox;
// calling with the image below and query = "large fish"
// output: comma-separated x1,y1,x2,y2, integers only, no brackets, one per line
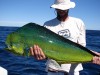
5,23,97,64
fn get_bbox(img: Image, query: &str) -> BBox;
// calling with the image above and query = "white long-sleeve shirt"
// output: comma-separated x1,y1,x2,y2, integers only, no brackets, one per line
44,16,86,73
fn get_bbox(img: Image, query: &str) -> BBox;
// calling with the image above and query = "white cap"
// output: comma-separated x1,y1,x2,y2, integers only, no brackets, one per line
51,0,75,10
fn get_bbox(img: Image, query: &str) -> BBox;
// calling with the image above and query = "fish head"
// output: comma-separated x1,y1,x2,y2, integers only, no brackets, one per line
5,33,24,55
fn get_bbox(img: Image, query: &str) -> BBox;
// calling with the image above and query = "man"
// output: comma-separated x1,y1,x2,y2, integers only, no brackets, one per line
30,0,100,75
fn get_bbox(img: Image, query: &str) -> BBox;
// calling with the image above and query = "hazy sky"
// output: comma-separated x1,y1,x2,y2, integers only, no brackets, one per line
0,0,100,30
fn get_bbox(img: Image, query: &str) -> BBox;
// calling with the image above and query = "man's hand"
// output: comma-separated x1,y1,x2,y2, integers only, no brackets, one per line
92,51,100,65
93,56,100,65
30,45,46,60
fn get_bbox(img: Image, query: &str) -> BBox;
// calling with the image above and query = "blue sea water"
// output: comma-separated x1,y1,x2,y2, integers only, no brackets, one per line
0,26,100,75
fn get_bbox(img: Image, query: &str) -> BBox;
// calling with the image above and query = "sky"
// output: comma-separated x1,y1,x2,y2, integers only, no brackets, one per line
0,0,100,30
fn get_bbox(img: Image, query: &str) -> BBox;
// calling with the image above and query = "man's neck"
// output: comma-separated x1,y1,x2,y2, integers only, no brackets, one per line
57,15,69,22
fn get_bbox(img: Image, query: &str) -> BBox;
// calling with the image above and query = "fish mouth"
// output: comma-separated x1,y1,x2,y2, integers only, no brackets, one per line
5,47,14,53
4,44,11,50
4,48,11,51
4,47,22,56
4,44,14,53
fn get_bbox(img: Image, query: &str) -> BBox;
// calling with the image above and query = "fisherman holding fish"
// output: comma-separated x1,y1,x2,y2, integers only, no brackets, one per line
30,0,100,75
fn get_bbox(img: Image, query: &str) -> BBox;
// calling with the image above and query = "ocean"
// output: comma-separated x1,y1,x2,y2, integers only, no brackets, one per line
0,26,100,75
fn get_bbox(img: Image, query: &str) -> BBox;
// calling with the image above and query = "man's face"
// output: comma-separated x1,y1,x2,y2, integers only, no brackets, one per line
56,9,68,16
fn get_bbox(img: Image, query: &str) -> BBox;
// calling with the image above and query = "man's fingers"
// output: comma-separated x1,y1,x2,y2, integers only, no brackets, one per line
39,47,46,59
36,45,46,60
33,45,39,59
30,47,34,56
30,45,46,60
93,56,100,65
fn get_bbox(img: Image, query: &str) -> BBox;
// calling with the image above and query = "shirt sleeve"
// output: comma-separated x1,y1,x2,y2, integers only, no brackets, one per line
77,20,86,47
43,22,50,29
